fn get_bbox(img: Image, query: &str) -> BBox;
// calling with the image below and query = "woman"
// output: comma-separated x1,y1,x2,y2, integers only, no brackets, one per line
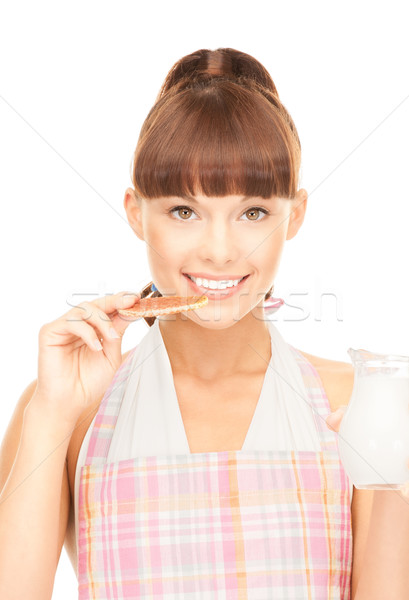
1,47,408,599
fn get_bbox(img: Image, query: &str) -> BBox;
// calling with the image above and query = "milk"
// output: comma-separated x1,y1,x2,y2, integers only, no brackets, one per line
338,375,409,489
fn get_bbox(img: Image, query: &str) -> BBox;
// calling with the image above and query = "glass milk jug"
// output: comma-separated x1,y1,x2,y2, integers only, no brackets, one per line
338,348,409,490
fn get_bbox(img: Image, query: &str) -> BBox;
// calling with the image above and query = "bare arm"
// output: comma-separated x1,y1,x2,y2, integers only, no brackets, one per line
0,382,71,600
350,487,374,598
326,385,409,599
353,488,409,599
0,292,138,598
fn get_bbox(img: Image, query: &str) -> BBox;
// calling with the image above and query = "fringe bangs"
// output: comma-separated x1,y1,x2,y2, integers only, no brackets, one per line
132,79,300,201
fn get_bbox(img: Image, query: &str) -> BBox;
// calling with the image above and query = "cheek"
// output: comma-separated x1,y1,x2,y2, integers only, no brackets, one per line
253,231,287,278
145,228,187,268
145,224,175,254
249,224,287,257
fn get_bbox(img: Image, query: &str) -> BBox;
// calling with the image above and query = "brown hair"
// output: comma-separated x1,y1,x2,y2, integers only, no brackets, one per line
131,47,301,327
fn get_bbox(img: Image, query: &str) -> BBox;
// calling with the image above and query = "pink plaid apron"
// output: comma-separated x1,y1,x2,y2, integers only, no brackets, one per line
78,344,352,599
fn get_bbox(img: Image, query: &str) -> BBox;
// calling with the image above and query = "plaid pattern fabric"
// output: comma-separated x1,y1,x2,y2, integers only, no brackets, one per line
78,345,352,599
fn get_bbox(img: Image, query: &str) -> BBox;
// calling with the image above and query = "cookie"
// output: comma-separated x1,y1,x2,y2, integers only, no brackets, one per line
118,295,208,319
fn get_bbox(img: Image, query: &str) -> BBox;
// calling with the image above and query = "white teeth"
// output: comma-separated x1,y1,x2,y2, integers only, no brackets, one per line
188,275,244,290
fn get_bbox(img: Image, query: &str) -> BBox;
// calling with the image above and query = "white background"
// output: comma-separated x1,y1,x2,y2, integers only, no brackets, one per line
1,1,408,596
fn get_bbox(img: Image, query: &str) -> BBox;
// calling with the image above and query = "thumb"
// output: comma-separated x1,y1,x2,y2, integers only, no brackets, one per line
110,292,141,338
399,481,409,498
325,405,348,432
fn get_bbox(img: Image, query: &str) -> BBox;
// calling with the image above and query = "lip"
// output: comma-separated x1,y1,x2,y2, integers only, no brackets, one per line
183,273,250,299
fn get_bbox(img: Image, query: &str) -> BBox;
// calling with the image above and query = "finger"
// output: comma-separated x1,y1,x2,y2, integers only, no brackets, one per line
399,482,409,498
66,301,125,346
84,291,141,318
325,413,342,432
68,293,140,347
110,311,139,337
103,292,141,338
325,405,348,432
45,318,108,352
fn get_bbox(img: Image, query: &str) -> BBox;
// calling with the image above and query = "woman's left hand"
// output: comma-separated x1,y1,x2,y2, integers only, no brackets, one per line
325,405,348,433
325,406,409,498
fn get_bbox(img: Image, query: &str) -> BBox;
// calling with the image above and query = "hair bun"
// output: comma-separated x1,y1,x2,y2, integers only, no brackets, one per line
157,47,279,101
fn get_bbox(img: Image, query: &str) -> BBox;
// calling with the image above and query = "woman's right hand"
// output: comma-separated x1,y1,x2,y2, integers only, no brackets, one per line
29,291,140,426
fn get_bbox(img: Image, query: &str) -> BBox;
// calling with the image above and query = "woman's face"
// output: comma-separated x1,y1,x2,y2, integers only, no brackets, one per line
124,189,308,329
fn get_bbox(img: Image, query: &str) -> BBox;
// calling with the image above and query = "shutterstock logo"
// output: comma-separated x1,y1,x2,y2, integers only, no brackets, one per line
64,280,344,324
275,283,344,323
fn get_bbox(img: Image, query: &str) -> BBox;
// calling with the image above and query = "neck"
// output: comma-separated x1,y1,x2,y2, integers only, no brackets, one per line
157,311,272,381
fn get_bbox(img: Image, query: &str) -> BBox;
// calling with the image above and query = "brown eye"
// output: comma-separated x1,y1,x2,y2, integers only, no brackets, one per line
168,205,197,220
246,208,261,220
177,207,193,219
241,207,269,222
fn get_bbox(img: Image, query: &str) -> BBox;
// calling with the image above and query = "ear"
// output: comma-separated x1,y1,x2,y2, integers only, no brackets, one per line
123,188,145,241
286,188,308,241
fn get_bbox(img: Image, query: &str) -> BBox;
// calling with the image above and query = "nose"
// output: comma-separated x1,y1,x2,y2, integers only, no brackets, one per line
197,217,240,265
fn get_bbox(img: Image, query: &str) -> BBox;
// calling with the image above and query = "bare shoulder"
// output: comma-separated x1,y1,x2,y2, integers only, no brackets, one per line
297,349,355,413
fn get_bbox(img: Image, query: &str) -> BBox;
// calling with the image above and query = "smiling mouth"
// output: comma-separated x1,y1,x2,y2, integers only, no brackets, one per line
183,273,250,293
